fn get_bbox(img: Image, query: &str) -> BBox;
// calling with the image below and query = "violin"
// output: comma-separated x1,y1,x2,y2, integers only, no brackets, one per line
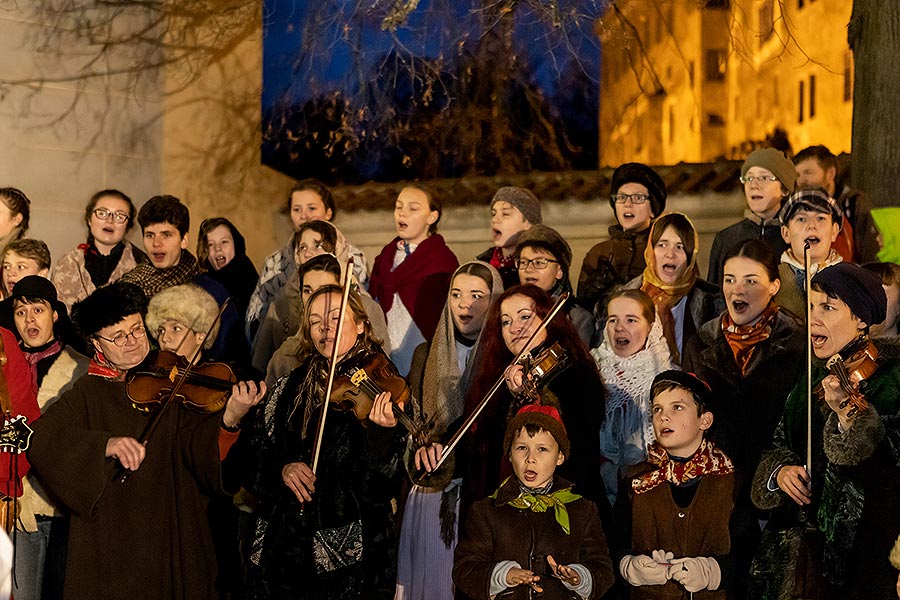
126,350,236,414
515,342,569,404
814,337,878,419
331,352,428,445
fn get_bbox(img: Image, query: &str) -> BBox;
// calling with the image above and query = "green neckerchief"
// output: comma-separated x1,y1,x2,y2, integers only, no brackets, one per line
490,477,582,534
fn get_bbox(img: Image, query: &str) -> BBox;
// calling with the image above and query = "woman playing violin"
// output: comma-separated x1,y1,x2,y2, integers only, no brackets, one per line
751,263,900,600
244,284,407,599
417,284,607,520
26,281,265,600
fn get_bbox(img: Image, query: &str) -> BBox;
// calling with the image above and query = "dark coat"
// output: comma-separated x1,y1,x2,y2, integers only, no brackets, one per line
576,225,650,315
750,339,900,599
245,351,406,599
453,476,614,600
707,218,787,286
28,374,225,600
459,357,608,519
682,310,804,475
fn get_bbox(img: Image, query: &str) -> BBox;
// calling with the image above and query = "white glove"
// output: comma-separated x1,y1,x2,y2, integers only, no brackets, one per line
619,552,670,586
668,557,721,592
651,549,674,565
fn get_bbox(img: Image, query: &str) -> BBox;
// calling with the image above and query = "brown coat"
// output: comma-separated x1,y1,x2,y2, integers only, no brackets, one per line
576,225,650,315
454,477,614,600
627,471,736,600
28,375,225,600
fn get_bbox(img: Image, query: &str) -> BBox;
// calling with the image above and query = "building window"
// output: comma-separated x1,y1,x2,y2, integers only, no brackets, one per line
809,75,816,118
707,113,725,127
689,60,696,86
798,80,805,123
844,53,853,102
669,107,676,145
705,50,726,82
798,0,804,8
759,0,775,47
774,75,781,107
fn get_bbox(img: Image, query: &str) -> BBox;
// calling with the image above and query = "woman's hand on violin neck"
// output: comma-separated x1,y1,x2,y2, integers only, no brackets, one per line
367,391,401,428
414,442,444,473
106,436,146,472
223,380,267,429
282,462,316,503
821,374,856,428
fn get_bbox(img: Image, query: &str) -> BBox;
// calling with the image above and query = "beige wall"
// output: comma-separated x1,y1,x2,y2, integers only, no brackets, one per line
0,9,162,264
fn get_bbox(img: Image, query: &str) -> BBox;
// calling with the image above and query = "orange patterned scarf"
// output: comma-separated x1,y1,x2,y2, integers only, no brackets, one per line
721,301,780,376
632,439,734,495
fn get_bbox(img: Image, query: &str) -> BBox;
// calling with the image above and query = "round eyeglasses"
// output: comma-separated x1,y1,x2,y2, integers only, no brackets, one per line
96,324,146,347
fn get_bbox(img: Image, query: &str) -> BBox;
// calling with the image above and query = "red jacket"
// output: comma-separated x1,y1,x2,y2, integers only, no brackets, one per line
0,326,40,497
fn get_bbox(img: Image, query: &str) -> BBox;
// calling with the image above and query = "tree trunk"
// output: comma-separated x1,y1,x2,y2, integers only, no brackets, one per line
849,0,900,208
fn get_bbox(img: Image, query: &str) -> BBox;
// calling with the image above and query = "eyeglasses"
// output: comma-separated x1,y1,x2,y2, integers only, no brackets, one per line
96,324,146,347
93,208,130,224
611,193,650,204
739,175,779,184
515,257,558,270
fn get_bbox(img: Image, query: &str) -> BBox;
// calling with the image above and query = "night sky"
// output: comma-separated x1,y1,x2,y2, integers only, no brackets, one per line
262,0,604,183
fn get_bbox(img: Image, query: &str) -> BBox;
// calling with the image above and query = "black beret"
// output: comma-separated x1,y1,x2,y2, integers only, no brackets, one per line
609,163,667,217
811,263,887,327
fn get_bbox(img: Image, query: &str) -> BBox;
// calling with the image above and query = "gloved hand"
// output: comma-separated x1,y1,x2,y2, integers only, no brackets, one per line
651,549,674,565
668,556,721,592
619,552,670,586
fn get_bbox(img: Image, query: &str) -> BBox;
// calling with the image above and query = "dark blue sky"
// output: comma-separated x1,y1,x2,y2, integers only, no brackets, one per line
262,0,601,110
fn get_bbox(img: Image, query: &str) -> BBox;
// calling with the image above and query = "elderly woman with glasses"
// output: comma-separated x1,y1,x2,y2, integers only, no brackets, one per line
513,224,595,346
52,189,147,311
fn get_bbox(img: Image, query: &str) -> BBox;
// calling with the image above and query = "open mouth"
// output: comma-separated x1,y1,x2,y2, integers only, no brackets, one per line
457,314,472,325
152,252,168,264
731,300,749,314
214,255,227,267
26,327,41,338
811,334,827,349
397,221,408,231
622,211,635,220
804,236,821,246
102,226,115,234
659,427,674,436
524,276,539,285
661,263,679,277
492,228,502,240
523,469,538,482
614,336,631,349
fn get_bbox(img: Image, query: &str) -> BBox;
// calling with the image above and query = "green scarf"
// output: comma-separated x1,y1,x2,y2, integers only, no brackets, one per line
491,477,581,534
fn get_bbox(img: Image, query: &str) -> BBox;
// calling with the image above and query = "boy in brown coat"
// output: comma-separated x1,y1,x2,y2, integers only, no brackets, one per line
617,370,738,599
453,404,614,599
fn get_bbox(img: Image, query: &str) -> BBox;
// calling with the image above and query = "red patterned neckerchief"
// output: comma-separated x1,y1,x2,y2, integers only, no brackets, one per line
87,351,126,381
488,247,515,271
631,439,734,495
721,301,780,377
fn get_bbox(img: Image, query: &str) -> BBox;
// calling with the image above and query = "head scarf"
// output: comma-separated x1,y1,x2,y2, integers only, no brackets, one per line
640,213,700,362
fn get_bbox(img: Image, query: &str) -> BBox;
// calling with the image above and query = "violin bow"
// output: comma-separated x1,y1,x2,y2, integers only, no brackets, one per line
427,292,570,474
310,257,355,475
804,241,813,481
115,299,230,484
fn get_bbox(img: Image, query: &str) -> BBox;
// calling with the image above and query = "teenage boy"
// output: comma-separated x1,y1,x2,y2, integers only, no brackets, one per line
515,225,595,345
453,404,615,599
2,239,50,296
708,148,796,286
578,162,667,317
615,370,738,599
773,188,843,319
476,186,542,289
120,195,249,365
751,263,900,599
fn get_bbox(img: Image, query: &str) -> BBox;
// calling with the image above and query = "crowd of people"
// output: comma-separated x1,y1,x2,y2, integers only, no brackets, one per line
0,141,899,600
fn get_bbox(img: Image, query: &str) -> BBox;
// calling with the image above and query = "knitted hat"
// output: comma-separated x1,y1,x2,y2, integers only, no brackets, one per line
504,404,570,458
72,280,148,338
609,162,668,217
651,370,716,415
514,225,572,275
741,148,797,191
811,262,887,327
779,188,842,227
491,187,542,225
